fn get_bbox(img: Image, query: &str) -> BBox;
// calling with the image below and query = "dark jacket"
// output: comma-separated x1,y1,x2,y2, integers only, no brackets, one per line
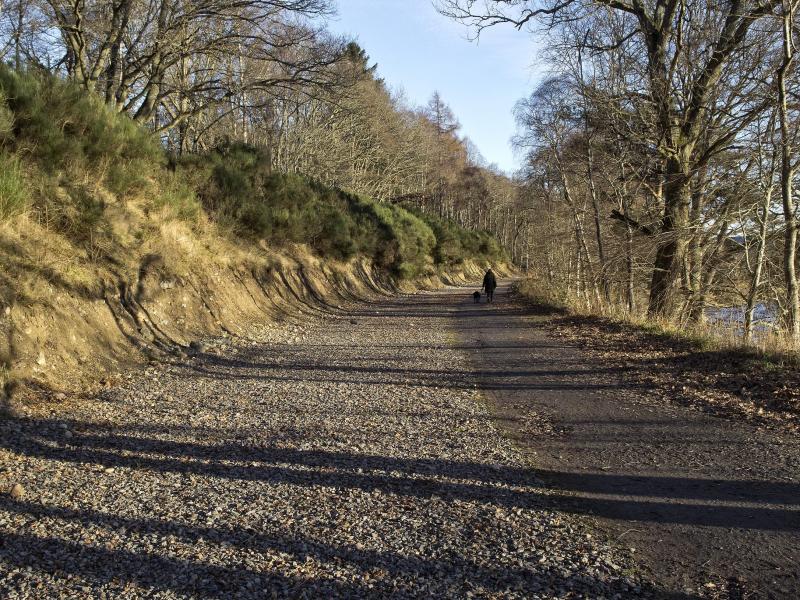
482,270,497,292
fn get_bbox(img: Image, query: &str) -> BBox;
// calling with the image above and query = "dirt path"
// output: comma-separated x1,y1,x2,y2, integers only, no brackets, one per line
1,283,670,599
452,282,800,599
1,282,797,599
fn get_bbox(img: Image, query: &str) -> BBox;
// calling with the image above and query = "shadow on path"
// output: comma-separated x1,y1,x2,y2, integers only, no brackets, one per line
452,282,800,598
0,415,701,599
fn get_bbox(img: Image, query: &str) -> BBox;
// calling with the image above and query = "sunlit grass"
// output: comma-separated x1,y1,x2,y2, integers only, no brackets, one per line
0,153,28,220
514,277,799,367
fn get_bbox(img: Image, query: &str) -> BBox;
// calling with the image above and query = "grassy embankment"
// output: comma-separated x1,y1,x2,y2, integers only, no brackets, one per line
0,66,506,399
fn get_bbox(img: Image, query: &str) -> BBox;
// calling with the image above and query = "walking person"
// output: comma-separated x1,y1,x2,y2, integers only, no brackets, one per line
482,268,497,303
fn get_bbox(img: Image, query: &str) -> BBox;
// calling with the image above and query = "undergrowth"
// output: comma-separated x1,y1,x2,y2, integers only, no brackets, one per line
172,142,505,278
0,152,27,219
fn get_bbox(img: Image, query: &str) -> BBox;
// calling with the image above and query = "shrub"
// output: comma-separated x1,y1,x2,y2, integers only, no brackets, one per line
414,210,506,266
153,172,201,221
184,143,496,277
0,65,162,181
177,142,269,218
368,202,436,278
49,183,106,244
0,66,191,242
238,171,360,261
0,152,28,219
0,91,13,143
107,158,154,199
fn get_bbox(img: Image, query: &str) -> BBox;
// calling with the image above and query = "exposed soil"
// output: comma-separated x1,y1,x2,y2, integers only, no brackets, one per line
458,283,800,599
0,236,502,400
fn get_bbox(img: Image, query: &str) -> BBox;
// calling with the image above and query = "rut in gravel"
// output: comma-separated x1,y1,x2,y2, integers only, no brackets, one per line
0,285,673,599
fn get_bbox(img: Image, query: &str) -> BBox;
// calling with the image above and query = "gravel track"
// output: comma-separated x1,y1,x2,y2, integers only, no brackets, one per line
462,284,800,600
1,287,661,599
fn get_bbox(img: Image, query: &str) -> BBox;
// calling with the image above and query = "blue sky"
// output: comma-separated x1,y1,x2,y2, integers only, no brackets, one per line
327,1,545,174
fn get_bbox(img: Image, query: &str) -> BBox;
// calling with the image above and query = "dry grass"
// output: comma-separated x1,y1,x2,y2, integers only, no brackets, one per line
0,153,28,219
0,217,98,304
514,277,799,367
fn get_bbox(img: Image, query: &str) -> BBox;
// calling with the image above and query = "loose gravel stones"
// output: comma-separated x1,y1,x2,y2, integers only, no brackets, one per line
8,483,24,500
0,291,650,599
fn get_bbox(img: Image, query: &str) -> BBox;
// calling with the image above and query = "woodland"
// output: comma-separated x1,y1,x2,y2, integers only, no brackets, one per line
4,0,800,344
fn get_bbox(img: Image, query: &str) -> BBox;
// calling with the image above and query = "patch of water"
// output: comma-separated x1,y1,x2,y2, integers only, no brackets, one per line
706,303,779,337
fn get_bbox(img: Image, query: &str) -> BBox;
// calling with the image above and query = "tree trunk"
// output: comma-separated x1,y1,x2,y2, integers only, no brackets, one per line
626,222,636,313
744,190,772,343
779,0,799,343
587,142,609,303
14,0,23,69
574,233,583,300
692,218,730,325
687,172,708,322
648,157,691,318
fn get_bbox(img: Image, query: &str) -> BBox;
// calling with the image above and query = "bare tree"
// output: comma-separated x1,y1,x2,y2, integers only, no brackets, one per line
4,0,344,137
440,0,784,318
777,0,800,341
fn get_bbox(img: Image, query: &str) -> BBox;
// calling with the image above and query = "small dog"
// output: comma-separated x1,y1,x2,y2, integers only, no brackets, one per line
472,290,481,303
